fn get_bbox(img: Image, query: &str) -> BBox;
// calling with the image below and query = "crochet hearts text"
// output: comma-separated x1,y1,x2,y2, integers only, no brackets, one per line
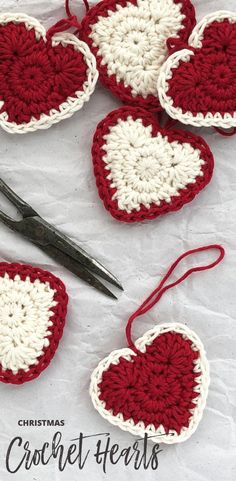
6,430,162,474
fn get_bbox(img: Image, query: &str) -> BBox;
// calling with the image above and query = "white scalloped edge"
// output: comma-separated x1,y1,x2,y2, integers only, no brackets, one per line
0,13,98,134
158,11,236,128
90,323,210,444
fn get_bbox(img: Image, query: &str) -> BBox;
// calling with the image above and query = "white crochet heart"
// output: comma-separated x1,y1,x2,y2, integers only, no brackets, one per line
103,116,205,212
0,274,56,374
89,0,186,98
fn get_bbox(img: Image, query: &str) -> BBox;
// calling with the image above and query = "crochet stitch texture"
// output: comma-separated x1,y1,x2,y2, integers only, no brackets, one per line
82,0,196,110
0,263,68,384
90,245,224,443
0,13,98,133
92,106,214,222
158,11,236,128
90,323,209,443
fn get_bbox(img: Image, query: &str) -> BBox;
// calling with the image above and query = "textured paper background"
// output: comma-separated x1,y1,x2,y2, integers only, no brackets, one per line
0,0,236,479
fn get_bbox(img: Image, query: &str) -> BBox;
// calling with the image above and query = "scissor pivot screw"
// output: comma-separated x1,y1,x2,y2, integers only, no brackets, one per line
35,226,45,238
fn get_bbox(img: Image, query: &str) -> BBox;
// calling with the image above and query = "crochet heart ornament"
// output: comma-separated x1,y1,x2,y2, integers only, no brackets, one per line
81,0,196,110
92,107,214,222
0,12,98,134
90,323,209,443
90,245,225,443
158,11,236,129
0,263,68,384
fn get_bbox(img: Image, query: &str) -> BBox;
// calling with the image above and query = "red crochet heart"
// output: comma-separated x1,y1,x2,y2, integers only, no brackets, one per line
0,13,98,133
81,0,195,110
158,12,236,128
0,263,68,384
90,324,209,443
92,106,214,222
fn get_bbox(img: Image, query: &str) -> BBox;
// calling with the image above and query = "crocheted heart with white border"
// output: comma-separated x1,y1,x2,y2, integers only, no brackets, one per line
81,0,195,110
90,323,210,443
0,13,98,134
92,106,214,222
158,11,236,128
0,263,68,384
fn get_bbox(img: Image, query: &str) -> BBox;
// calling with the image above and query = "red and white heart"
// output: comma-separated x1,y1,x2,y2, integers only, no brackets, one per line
90,323,209,443
92,106,214,222
158,11,236,128
0,13,98,134
0,263,68,384
81,0,195,110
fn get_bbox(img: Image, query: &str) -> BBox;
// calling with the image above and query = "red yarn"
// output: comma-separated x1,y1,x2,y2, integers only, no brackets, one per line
0,21,88,124
214,126,236,137
126,245,225,351
166,36,195,54
98,245,224,435
0,263,68,385
47,16,82,38
92,106,214,223
81,0,196,110
167,20,236,117
65,0,90,17
47,0,90,37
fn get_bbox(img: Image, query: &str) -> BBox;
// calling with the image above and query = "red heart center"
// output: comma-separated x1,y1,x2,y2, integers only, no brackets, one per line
98,331,200,434
166,20,236,116
0,22,88,124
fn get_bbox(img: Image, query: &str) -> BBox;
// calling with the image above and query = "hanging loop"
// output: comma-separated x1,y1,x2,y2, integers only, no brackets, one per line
126,245,225,351
47,0,90,38
214,126,236,137
65,0,90,17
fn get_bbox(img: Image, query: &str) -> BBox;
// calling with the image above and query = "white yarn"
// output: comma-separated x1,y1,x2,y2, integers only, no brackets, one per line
0,274,57,374
158,11,236,128
89,0,185,98
90,323,210,444
0,13,98,134
102,117,205,212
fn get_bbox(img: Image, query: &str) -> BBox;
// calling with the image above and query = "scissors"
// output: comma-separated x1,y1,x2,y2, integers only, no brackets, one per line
0,178,123,299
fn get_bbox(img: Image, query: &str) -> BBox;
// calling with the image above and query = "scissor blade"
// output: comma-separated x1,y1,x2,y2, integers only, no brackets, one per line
0,178,38,218
40,244,118,300
33,218,123,290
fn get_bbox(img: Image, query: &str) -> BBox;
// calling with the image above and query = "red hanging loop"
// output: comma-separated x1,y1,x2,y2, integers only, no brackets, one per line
163,116,178,130
65,0,90,17
126,245,225,352
166,37,195,54
47,16,81,38
214,126,236,137
47,0,90,38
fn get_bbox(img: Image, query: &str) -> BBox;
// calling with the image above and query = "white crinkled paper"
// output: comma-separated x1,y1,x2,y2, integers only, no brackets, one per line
0,1,235,480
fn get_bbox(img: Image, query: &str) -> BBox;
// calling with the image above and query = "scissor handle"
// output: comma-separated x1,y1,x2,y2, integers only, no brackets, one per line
0,178,37,219
0,210,19,229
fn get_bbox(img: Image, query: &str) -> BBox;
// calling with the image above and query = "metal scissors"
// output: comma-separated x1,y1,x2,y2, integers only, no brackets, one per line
0,178,123,299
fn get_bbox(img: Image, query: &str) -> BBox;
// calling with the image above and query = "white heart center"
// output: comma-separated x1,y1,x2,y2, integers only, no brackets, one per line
89,0,185,97
102,117,205,212
0,274,57,374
